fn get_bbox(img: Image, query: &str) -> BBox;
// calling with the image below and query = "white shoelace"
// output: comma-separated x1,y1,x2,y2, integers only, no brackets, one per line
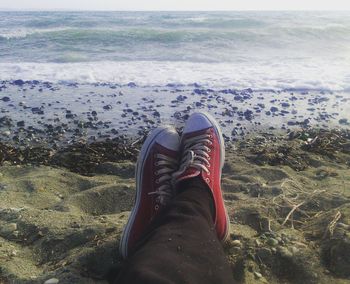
148,153,179,205
172,133,212,180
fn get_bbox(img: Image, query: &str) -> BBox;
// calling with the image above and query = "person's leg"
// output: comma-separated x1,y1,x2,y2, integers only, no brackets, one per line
115,177,234,284
115,112,235,284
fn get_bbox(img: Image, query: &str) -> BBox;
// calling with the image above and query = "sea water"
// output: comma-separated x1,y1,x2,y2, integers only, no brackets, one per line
1,11,350,91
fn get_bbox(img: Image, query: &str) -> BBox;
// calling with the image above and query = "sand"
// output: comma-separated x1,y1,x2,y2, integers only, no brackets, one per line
0,130,349,284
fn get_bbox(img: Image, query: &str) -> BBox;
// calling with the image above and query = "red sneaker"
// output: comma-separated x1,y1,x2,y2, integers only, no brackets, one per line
173,112,230,241
119,127,180,258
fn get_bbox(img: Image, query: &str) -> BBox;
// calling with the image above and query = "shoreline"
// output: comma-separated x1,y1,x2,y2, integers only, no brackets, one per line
1,80,349,146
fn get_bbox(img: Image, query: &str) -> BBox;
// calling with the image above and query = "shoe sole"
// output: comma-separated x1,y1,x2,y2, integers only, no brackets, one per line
119,127,172,259
193,111,230,242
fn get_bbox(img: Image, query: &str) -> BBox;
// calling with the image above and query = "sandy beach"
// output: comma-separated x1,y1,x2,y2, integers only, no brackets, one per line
0,128,349,284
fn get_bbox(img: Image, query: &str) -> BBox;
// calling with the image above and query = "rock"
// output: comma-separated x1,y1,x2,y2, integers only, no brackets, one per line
0,116,13,127
44,278,59,284
31,107,44,115
254,271,262,279
153,111,160,117
103,105,112,110
1,96,10,102
339,118,349,125
0,223,17,237
267,238,279,246
243,109,254,121
13,79,24,86
270,106,279,113
127,82,137,87
17,121,25,127
256,247,272,260
231,240,242,247
290,246,299,255
278,246,293,258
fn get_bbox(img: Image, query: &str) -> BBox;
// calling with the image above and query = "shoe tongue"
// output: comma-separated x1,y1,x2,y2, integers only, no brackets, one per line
176,166,201,183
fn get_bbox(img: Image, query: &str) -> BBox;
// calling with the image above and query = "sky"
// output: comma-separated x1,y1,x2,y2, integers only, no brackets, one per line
1,0,350,11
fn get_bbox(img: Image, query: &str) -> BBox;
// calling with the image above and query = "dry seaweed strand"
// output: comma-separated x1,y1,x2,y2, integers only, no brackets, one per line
323,211,342,239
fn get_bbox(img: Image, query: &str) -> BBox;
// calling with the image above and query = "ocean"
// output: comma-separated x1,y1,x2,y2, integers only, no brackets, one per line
1,11,350,91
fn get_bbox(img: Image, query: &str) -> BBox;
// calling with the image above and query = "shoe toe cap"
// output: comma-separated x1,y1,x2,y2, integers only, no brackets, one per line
183,113,213,134
156,128,180,151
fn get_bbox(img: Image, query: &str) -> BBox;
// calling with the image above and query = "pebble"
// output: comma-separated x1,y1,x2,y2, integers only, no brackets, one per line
256,247,272,260
339,118,349,125
1,96,10,102
278,246,293,258
17,121,25,127
44,278,59,284
103,105,112,110
270,106,279,113
290,246,299,255
254,271,262,279
231,240,242,247
267,238,279,246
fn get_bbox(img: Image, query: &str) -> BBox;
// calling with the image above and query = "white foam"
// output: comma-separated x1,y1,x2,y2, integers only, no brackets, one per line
0,27,69,39
0,60,349,91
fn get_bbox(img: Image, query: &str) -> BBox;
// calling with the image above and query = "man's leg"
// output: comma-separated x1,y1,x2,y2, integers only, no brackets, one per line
115,177,234,284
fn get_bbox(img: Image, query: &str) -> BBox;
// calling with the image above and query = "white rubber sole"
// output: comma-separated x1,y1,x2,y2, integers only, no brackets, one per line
119,127,173,259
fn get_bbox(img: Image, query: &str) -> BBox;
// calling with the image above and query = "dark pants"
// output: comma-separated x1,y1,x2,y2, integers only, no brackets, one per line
114,178,235,284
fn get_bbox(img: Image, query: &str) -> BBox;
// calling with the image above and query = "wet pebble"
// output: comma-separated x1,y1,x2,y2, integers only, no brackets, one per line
270,106,279,113
339,118,349,125
103,105,112,110
1,96,10,102
17,121,25,127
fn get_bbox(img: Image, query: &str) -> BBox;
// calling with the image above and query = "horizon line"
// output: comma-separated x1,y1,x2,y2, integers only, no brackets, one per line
0,8,349,12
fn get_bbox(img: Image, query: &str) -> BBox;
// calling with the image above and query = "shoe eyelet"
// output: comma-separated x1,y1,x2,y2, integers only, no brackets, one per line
155,170,158,175
155,179,160,184
154,162,159,166
205,178,210,183
208,156,211,160
207,148,211,153
154,204,159,210
207,171,211,175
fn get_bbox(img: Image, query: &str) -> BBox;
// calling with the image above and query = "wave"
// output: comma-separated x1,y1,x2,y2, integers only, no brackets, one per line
2,24,349,47
0,61,349,92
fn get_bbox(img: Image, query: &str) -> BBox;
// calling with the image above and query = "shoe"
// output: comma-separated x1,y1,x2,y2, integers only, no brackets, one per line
172,112,230,241
119,127,180,258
